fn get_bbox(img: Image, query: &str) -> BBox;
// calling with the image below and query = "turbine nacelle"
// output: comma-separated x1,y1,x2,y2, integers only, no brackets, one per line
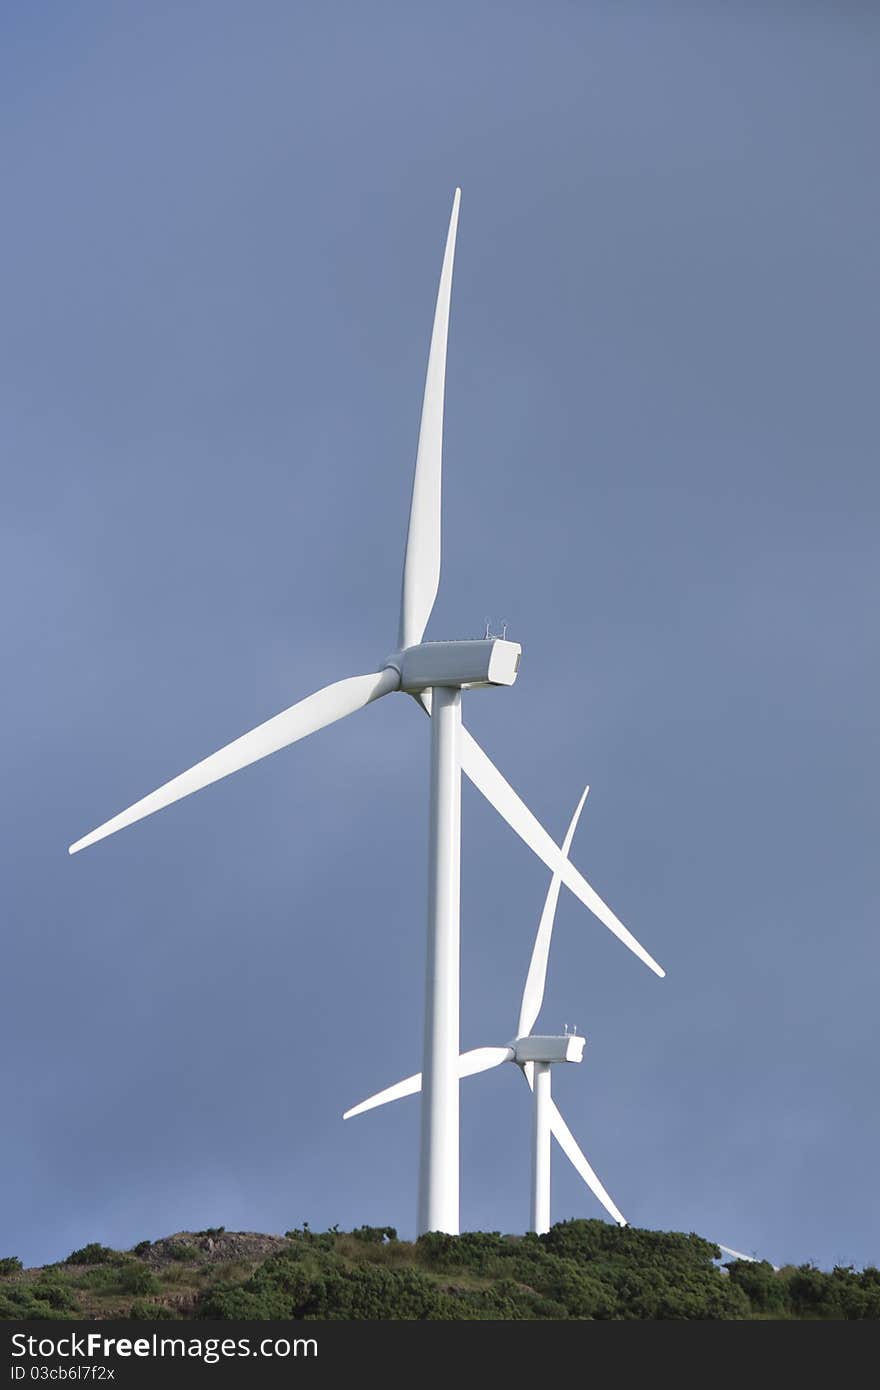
386,638,522,693
513,1034,586,1066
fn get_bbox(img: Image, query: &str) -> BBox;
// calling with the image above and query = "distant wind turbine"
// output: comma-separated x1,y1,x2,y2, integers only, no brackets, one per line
345,786,629,1232
68,191,665,1236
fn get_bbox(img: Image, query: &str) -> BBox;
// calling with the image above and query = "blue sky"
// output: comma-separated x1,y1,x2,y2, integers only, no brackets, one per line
2,1,877,1269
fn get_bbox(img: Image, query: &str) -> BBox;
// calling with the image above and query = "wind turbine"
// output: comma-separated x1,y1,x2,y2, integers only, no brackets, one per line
345,785,630,1233
67,190,665,1236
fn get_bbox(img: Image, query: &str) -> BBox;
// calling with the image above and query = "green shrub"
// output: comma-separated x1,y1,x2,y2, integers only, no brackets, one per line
416,1230,506,1273
786,1265,842,1319
351,1226,397,1245
0,1285,77,1320
31,1280,79,1313
541,1258,614,1318
116,1265,160,1296
0,1258,22,1277
167,1242,199,1262
318,1265,461,1320
727,1259,788,1314
131,1240,152,1257
284,1227,336,1251
66,1243,118,1266
776,1263,880,1320
3,1222,876,1323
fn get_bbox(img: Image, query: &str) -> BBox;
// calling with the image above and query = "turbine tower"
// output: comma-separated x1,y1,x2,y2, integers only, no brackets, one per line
68,192,665,1236
345,786,629,1232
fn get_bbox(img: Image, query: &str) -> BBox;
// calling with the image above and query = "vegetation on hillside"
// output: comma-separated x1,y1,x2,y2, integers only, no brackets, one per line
1,1221,878,1320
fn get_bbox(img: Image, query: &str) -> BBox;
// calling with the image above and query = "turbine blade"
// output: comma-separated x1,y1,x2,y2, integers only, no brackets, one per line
398,189,461,649
343,1044,510,1120
343,1070,422,1120
548,1097,627,1227
717,1245,757,1263
517,785,590,1038
519,1065,626,1226
69,667,399,854
460,729,665,979
461,1045,513,1076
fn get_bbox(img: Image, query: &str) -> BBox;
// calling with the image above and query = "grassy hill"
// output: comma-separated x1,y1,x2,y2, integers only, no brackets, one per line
2,1222,878,1320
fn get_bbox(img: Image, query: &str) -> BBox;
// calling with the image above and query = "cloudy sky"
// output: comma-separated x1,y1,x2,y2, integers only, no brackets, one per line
2,1,877,1270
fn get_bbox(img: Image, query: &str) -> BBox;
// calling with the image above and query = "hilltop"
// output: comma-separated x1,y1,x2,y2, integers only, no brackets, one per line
1,1222,878,1320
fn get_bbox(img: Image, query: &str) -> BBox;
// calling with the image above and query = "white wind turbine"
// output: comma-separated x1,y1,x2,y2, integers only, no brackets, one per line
68,190,665,1236
345,785,630,1233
